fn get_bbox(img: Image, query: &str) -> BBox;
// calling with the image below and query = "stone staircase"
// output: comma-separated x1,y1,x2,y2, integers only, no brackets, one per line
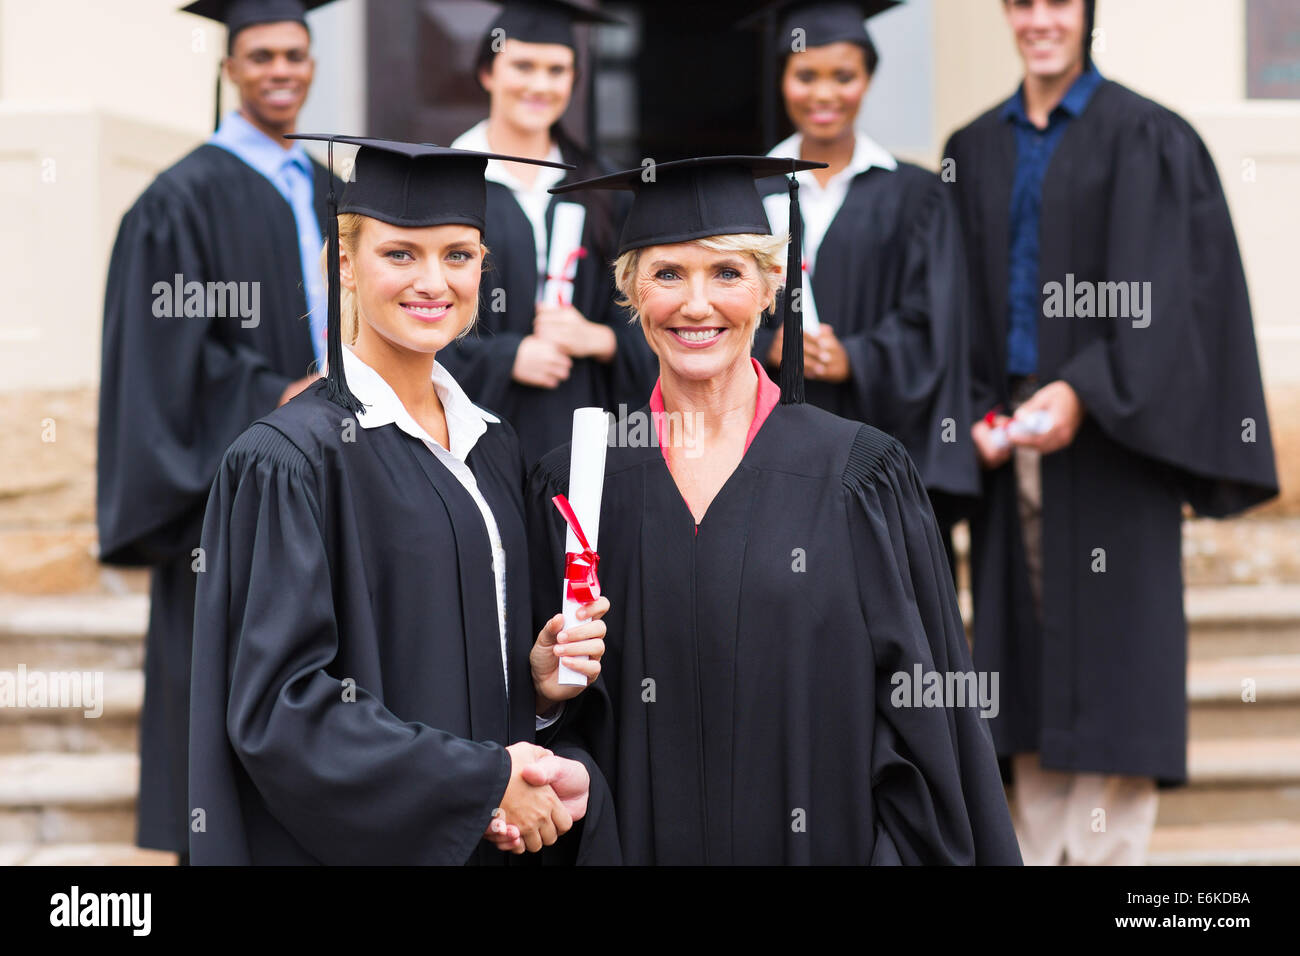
0,520,1297,865
0,593,174,865
1147,581,1300,864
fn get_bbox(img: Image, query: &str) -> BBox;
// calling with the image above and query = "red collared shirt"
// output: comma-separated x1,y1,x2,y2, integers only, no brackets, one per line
648,357,782,529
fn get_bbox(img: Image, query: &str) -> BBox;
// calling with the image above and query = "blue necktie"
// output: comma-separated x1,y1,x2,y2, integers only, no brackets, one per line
279,156,328,369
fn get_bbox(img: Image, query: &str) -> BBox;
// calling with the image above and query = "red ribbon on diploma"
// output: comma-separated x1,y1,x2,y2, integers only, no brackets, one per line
545,247,588,308
552,493,600,604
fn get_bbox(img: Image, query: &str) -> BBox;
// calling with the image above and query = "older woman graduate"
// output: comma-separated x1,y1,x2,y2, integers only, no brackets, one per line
189,135,619,865
748,0,979,540
527,156,1021,864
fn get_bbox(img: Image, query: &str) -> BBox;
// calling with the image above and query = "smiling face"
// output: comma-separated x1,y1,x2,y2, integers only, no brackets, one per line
479,38,576,136
225,21,314,137
340,218,484,359
781,41,871,145
1004,0,1088,82
630,240,778,386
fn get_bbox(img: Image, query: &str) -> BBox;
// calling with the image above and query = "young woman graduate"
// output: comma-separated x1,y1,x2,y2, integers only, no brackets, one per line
527,156,1022,864
442,0,656,465
98,0,341,857
747,0,979,537
943,0,1276,863
188,135,621,865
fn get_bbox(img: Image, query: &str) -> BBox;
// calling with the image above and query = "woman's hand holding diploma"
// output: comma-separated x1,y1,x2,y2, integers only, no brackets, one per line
531,596,609,706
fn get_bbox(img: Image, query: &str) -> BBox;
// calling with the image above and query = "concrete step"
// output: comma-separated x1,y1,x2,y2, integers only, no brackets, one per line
1157,783,1300,827
1147,820,1300,865
1184,736,1300,786
0,752,137,809
1156,737,1300,828
1187,585,1300,660
0,669,143,720
0,843,175,866
0,805,136,845
1182,516,1300,589
0,669,143,754
1186,654,1300,738
0,718,139,755
0,593,146,671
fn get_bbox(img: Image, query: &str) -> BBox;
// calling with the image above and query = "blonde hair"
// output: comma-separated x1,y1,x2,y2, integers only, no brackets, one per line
612,232,789,331
319,212,486,346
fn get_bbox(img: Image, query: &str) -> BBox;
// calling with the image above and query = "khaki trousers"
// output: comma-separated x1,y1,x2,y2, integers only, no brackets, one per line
1005,381,1159,866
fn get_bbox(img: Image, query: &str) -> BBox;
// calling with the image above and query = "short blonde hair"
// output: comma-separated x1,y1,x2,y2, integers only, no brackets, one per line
613,232,789,329
320,212,486,346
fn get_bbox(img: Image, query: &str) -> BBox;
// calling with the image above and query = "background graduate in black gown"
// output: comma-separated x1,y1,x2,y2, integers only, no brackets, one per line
529,156,1021,864
96,0,341,858
944,0,1277,864
190,135,620,864
443,0,655,465
749,0,979,544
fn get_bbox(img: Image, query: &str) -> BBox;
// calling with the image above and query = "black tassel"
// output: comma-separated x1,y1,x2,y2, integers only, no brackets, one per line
779,164,805,405
323,138,364,415
213,64,223,134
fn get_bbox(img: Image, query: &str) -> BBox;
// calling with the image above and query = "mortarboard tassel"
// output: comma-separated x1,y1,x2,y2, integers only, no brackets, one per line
322,137,364,415
779,163,805,405
213,64,223,134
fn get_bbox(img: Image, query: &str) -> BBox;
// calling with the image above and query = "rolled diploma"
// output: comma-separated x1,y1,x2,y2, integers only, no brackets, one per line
541,202,587,307
558,407,609,686
761,192,821,332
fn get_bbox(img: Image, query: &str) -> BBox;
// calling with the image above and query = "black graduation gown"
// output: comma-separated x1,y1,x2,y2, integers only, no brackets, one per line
189,382,620,865
754,163,980,507
439,143,656,466
943,80,1278,784
527,402,1021,864
96,143,339,853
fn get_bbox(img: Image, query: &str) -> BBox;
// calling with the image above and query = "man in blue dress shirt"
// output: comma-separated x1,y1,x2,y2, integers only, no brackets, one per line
945,0,1275,865
97,0,340,859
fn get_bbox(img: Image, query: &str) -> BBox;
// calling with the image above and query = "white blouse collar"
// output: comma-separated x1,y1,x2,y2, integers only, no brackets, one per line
341,346,499,463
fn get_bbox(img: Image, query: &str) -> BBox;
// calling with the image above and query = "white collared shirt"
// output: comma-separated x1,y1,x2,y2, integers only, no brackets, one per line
341,347,514,695
766,130,897,276
452,121,567,297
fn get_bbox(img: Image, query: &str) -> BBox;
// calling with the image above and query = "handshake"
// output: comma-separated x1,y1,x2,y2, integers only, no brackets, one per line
483,742,591,854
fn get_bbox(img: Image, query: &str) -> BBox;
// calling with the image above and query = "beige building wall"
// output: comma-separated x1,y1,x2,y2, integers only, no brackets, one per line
1,0,229,139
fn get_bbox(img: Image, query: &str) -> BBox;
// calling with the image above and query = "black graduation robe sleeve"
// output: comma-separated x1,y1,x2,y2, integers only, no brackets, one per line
1054,109,1277,518
97,187,293,565
754,174,978,498
846,428,1021,864
189,424,511,865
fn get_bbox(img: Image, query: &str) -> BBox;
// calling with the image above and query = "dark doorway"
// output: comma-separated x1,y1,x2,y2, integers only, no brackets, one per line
594,0,769,166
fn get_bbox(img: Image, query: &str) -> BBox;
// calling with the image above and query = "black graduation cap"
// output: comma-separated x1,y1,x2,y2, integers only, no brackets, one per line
551,156,827,405
182,0,334,41
741,0,900,55
181,0,337,130
287,135,574,414
483,0,623,50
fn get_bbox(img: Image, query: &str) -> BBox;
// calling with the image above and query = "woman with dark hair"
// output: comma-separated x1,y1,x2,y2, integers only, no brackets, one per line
442,0,654,464
751,0,979,555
